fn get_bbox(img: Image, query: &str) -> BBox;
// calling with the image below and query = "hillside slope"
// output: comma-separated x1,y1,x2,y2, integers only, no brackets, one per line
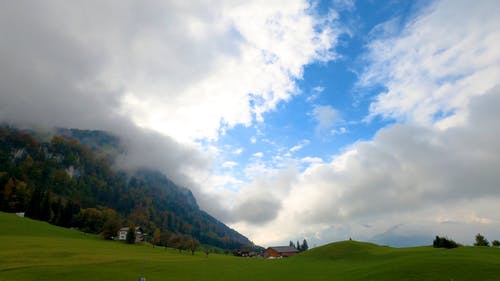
292,240,500,280
0,127,251,249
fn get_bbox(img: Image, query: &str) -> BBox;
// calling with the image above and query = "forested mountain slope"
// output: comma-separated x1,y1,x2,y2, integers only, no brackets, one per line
0,127,251,249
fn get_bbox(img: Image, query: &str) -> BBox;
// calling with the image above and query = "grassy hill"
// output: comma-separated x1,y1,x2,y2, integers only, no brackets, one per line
2,212,500,281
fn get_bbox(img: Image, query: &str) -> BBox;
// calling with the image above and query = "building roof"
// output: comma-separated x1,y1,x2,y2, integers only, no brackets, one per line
267,246,299,253
119,226,143,232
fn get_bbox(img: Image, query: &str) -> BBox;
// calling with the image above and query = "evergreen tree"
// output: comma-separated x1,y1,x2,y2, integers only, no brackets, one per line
301,239,309,251
296,241,300,251
50,198,63,225
39,190,52,222
289,241,295,248
26,186,43,219
59,200,80,227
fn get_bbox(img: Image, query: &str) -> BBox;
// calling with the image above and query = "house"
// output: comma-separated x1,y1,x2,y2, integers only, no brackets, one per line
117,226,145,242
265,246,299,258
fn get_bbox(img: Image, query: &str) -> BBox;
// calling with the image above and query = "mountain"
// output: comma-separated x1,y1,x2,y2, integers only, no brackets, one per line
369,225,431,247
0,126,252,249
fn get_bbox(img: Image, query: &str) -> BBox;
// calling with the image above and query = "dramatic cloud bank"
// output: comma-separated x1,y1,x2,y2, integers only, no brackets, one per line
2,0,338,143
0,1,339,186
238,88,500,244
227,0,500,246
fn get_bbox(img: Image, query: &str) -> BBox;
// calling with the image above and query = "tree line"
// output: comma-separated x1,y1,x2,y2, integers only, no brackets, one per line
289,239,309,252
433,233,500,249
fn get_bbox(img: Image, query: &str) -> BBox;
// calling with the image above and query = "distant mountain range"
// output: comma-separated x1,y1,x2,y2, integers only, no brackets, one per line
0,126,252,249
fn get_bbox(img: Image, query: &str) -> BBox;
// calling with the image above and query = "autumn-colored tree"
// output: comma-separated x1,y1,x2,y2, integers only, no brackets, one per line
102,218,121,240
160,232,171,250
186,237,200,255
169,234,183,252
152,228,161,247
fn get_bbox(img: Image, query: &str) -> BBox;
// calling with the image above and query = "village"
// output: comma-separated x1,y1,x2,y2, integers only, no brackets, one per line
115,225,308,258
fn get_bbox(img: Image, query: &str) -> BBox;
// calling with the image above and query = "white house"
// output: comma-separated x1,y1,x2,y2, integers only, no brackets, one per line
117,226,145,242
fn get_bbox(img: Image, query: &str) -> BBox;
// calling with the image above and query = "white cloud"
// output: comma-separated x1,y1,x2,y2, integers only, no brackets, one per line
306,86,325,102
331,127,348,135
289,139,310,153
300,157,323,165
252,152,264,158
311,105,340,133
361,0,500,129
222,161,238,168
250,136,257,144
233,148,244,155
332,0,356,12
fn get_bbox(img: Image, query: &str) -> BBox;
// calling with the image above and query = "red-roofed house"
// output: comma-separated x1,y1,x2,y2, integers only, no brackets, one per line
265,246,299,258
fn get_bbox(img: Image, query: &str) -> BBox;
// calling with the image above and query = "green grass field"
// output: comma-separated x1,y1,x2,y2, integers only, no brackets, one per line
1,212,500,281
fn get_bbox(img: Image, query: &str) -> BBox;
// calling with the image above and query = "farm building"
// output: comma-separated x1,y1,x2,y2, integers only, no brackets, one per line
265,246,299,258
117,226,145,242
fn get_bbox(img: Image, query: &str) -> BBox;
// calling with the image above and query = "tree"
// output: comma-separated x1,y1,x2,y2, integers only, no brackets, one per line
301,239,309,252
474,233,490,247
75,208,105,233
241,243,254,253
169,234,183,252
126,224,136,244
102,218,120,240
39,189,52,222
433,236,458,249
25,186,43,219
1,178,27,212
50,198,63,226
59,200,80,227
296,241,300,251
289,241,295,248
186,237,200,255
152,228,161,247
203,246,210,258
160,232,171,250
492,240,500,247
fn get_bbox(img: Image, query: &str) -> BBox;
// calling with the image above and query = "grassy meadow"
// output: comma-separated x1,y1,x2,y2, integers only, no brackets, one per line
1,212,500,281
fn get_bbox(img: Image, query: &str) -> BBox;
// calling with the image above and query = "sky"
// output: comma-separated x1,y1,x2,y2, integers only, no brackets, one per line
1,0,500,247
